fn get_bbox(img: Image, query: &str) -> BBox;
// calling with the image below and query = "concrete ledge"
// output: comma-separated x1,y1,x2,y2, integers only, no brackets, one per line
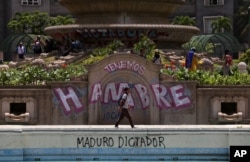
0,125,249,161
1,124,250,132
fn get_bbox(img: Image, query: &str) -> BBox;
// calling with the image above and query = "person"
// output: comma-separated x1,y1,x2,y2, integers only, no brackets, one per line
44,39,55,53
139,49,146,58
185,47,196,69
190,54,198,71
71,38,82,53
115,87,135,128
222,50,233,75
152,50,161,64
16,42,26,59
33,35,43,54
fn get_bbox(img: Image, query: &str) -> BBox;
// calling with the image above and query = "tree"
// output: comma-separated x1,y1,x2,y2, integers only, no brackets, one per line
49,15,76,26
211,17,232,34
7,11,75,35
133,34,156,59
171,16,196,26
235,0,250,42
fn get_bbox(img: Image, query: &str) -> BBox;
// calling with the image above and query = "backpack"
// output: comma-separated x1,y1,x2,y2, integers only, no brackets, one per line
118,93,127,107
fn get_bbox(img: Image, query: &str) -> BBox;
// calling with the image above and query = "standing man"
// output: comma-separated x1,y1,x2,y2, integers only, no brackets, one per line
115,87,135,128
16,42,26,60
222,50,233,75
185,47,196,69
33,35,43,54
152,50,162,64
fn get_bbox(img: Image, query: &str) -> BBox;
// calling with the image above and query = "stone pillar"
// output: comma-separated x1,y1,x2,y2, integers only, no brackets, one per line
210,97,221,119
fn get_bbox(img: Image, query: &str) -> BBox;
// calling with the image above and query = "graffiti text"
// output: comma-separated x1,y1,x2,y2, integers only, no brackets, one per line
77,136,166,148
104,60,146,75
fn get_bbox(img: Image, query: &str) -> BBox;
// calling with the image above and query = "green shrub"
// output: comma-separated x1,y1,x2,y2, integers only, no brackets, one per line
162,67,250,85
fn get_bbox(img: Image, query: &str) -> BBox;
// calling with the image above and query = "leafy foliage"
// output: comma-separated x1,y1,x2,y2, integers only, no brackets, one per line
171,16,196,26
0,64,86,86
239,49,250,64
0,34,249,86
162,66,250,85
235,0,250,37
81,40,124,65
7,11,75,35
211,17,232,34
182,39,214,53
133,34,156,59
91,40,124,56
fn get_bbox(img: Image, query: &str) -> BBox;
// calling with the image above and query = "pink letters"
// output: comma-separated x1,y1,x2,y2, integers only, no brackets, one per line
104,61,146,74
170,85,191,108
89,82,192,110
151,84,171,109
54,83,192,116
134,84,150,109
54,87,84,116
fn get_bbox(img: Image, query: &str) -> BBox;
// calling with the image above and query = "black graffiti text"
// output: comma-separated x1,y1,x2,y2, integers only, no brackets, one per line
77,136,166,148
118,136,165,148
77,137,114,148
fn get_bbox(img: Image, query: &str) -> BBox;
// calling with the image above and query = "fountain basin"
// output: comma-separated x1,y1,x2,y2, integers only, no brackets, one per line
45,0,200,49
45,24,200,49
59,0,186,24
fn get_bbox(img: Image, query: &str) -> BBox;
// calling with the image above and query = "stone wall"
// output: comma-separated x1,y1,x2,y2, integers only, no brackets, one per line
2,125,250,161
197,86,250,124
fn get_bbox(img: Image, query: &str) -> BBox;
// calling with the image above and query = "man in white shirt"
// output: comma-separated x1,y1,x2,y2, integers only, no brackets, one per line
115,87,135,128
17,42,26,59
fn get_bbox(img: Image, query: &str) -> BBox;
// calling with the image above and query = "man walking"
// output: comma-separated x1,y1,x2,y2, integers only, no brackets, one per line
115,87,135,128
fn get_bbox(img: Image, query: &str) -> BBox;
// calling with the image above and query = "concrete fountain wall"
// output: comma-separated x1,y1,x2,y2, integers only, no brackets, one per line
0,54,250,125
1,125,250,161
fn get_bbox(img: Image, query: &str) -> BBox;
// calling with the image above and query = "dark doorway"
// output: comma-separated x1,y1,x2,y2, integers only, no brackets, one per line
10,103,26,115
221,102,237,115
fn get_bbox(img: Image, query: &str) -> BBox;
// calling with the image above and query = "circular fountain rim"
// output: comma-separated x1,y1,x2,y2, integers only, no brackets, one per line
45,24,200,34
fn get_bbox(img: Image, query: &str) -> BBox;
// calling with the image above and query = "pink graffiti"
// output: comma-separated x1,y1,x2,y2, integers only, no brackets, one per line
54,87,84,116
90,82,191,109
104,61,146,75
151,84,191,109
90,82,136,108
151,84,171,109
170,84,191,108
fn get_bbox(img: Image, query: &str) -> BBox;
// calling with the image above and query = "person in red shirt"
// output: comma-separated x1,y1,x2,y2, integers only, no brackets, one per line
222,50,233,75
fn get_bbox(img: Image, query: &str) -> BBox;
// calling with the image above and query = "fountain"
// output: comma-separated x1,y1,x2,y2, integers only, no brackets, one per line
44,0,200,50
1,2,250,161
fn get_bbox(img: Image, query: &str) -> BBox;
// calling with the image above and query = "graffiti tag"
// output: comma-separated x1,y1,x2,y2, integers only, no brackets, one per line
77,135,166,148
90,82,191,110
